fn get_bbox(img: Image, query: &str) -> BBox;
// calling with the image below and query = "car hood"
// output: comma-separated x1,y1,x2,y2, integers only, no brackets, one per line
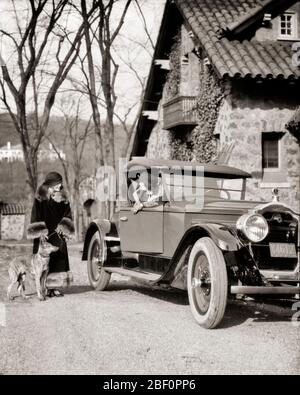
186,199,262,216
192,199,299,217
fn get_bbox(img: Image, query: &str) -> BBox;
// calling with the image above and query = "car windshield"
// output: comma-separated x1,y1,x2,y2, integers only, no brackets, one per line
125,167,247,205
162,173,246,202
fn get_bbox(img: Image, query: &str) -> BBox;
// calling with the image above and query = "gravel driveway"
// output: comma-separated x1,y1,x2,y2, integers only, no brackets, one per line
0,244,299,375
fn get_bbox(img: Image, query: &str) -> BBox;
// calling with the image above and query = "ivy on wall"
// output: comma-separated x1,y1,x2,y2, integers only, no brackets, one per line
171,63,225,163
163,30,226,163
164,31,181,101
286,107,300,144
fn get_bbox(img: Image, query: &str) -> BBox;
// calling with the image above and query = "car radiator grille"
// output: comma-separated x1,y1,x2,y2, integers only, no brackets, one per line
252,211,299,272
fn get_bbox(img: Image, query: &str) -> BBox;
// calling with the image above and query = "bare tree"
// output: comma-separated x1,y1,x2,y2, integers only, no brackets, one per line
133,0,155,51
80,0,132,170
47,95,95,240
76,0,156,158
0,0,97,194
113,47,149,160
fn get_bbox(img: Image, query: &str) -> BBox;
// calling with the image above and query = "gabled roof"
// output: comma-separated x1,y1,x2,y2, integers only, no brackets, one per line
176,0,300,80
225,0,296,34
131,0,300,158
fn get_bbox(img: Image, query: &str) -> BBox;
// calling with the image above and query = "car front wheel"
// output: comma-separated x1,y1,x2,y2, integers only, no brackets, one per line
87,232,111,291
187,237,228,329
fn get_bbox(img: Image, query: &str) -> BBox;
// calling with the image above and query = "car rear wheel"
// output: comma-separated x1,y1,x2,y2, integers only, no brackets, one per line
187,237,228,329
87,232,111,291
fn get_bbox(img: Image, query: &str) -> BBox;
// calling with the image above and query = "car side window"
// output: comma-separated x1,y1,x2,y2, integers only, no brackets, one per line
126,171,166,210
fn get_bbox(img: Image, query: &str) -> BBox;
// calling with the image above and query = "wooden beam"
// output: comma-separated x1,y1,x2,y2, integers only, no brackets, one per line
154,59,170,71
142,111,159,121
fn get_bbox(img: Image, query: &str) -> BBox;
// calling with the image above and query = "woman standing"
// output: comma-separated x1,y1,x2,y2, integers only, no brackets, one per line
28,172,74,297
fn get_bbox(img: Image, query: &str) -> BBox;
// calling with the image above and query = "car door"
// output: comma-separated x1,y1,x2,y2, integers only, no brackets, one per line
119,205,164,254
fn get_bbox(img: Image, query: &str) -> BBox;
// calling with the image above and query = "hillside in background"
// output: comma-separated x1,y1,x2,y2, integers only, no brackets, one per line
0,112,128,205
0,113,20,147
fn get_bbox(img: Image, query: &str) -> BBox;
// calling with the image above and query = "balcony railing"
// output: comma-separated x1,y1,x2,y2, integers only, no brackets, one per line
163,96,198,131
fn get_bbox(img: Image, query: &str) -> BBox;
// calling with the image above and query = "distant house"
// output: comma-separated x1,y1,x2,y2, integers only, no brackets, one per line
0,141,66,162
0,142,23,162
132,0,300,212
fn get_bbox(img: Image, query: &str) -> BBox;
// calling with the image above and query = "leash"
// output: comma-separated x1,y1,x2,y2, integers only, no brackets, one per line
47,230,63,241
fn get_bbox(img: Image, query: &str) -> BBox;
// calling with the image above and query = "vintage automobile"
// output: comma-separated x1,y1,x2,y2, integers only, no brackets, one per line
82,159,300,329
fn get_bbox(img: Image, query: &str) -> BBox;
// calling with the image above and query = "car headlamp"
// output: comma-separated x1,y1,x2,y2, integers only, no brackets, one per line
237,214,269,243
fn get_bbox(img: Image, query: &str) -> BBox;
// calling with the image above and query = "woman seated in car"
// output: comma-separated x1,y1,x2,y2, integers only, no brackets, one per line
129,172,163,214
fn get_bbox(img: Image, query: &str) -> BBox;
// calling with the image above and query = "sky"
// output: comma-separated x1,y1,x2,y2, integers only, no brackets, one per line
0,0,166,122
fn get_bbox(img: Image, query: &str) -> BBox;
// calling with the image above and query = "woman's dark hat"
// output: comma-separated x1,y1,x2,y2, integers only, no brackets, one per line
44,172,63,187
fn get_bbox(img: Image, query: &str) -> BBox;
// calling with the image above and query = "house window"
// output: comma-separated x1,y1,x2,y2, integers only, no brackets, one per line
279,13,297,39
262,133,280,170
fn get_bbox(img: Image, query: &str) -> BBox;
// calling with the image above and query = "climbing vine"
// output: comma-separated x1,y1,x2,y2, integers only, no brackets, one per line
164,31,181,101
161,29,226,163
286,107,300,144
170,64,225,163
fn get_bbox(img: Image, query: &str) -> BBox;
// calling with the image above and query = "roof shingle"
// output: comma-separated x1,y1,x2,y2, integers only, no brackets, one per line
0,203,25,215
175,0,300,80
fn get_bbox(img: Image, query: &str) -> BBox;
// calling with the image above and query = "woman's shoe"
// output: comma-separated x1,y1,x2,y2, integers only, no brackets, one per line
47,289,55,298
53,289,64,297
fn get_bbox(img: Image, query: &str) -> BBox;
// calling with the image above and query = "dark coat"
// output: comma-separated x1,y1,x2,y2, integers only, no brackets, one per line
30,198,73,274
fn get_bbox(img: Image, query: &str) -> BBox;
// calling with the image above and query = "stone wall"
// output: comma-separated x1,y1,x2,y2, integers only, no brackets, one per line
215,82,300,212
146,24,201,160
180,25,201,97
0,214,25,241
146,101,173,159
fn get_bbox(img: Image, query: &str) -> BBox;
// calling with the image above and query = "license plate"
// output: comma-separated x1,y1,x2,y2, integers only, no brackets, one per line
269,243,297,258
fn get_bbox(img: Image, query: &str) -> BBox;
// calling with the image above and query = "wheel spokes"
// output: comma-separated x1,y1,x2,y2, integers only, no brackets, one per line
192,254,211,315
91,242,103,281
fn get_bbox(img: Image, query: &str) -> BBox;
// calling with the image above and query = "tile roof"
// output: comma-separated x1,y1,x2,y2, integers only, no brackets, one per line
175,0,300,80
0,203,25,215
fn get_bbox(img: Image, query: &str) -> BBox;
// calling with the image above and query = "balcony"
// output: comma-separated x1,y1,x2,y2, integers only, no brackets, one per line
163,96,198,131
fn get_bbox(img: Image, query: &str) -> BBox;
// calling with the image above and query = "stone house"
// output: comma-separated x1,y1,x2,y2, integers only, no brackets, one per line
132,0,300,212
0,141,66,162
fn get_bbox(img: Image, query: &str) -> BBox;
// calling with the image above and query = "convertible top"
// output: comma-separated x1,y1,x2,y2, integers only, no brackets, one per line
128,158,251,179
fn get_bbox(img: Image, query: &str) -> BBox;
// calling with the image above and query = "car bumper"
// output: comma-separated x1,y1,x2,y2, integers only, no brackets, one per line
231,285,300,295
260,268,300,283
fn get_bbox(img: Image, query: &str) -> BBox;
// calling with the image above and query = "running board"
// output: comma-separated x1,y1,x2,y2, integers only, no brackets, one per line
105,267,162,282
231,286,300,295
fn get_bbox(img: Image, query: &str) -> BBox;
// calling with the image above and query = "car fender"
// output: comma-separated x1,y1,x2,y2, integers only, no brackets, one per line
181,224,242,253
82,219,111,261
160,224,242,287
200,224,242,252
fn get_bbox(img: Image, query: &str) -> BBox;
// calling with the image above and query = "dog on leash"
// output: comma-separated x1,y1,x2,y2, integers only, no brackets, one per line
31,235,59,301
7,223,59,301
7,257,29,301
